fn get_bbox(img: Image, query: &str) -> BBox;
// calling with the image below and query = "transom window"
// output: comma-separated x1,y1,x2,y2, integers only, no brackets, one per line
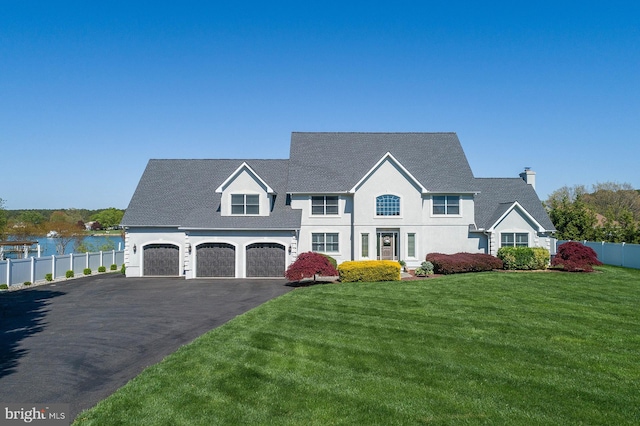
376,195,400,216
312,196,339,215
432,196,460,215
231,194,259,215
501,233,529,247
312,233,339,252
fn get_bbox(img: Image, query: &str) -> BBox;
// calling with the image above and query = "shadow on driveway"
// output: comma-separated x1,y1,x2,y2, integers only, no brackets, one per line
0,288,65,379
0,273,292,421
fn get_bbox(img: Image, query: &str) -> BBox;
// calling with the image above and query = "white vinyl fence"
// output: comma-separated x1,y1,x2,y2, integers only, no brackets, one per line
0,250,125,287
557,240,640,270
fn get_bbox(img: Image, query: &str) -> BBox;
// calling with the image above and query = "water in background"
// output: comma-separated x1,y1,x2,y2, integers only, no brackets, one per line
36,235,124,256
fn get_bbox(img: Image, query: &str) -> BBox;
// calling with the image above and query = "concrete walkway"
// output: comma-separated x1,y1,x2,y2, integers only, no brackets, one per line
0,273,292,421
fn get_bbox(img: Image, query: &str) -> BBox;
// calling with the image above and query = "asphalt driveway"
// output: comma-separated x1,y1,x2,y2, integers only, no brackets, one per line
0,274,292,421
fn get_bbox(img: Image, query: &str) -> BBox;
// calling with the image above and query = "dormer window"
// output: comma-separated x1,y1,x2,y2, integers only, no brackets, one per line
376,195,400,216
231,194,259,215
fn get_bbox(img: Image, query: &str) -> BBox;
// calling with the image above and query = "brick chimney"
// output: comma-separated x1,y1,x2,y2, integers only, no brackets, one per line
519,167,536,190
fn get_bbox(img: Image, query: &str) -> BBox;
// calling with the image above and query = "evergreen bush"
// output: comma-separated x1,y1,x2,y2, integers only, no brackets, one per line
98,266,107,273
23,281,31,286
66,270,74,278
0,284,8,290
45,273,53,281
497,247,549,270
84,268,92,275
110,264,118,271
338,260,401,282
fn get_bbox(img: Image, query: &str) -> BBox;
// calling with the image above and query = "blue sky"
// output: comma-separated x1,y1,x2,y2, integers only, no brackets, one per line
1,1,638,210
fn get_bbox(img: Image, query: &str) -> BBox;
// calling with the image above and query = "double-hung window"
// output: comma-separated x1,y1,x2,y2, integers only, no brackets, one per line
501,233,529,247
231,194,259,215
432,196,460,215
376,195,400,216
311,196,339,215
312,233,339,252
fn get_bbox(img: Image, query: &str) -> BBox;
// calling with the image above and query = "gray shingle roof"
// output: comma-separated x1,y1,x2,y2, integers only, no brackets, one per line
121,159,301,229
473,178,556,231
287,132,478,193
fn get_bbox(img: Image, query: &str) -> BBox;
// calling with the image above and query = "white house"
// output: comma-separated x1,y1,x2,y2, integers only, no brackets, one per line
121,132,555,278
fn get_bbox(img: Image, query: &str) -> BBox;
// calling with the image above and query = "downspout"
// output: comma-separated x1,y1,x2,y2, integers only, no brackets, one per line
484,230,492,256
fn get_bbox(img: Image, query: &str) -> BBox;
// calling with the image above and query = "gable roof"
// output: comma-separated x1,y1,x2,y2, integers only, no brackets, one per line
473,178,556,232
287,132,478,193
215,161,275,194
121,159,301,229
349,152,428,193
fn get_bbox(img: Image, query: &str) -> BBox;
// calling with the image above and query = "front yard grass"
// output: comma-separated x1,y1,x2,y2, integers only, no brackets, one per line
74,266,640,425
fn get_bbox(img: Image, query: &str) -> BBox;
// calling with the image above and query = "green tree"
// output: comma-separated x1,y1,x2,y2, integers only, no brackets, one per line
90,208,125,229
548,194,598,241
19,211,46,226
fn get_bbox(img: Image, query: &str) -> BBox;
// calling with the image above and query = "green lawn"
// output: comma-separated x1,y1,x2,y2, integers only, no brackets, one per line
74,267,640,425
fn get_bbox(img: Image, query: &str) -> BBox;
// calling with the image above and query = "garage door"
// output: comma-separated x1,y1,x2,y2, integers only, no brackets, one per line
246,243,285,278
143,244,179,276
196,243,236,277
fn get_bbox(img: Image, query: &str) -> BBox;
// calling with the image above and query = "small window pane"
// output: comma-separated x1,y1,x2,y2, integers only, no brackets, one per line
501,233,514,247
433,196,445,215
362,233,369,258
326,233,339,252
408,233,416,258
326,196,339,215
448,197,460,214
516,233,529,247
312,233,325,251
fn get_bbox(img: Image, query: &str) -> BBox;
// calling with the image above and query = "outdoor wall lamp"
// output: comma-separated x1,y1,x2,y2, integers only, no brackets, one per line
132,244,137,253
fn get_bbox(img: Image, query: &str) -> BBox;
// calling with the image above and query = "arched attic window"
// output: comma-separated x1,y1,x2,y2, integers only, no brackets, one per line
376,195,400,216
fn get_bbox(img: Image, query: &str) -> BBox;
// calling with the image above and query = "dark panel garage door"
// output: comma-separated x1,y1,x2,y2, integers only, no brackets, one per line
196,243,236,277
143,244,180,276
246,243,285,278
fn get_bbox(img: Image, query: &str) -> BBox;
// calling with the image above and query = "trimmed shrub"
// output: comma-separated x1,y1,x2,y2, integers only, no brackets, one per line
426,252,503,275
285,252,339,282
66,270,74,278
415,261,434,276
552,241,602,272
84,268,92,275
23,281,32,286
110,264,118,271
0,284,8,290
45,273,53,281
320,254,338,269
98,266,107,273
497,247,550,270
120,265,126,274
338,260,401,282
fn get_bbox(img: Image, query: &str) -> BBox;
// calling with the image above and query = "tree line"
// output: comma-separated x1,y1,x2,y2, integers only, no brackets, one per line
546,182,640,243
0,202,124,240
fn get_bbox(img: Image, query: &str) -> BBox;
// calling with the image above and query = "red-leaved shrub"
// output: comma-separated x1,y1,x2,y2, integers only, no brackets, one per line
285,252,339,281
426,252,503,275
551,242,602,272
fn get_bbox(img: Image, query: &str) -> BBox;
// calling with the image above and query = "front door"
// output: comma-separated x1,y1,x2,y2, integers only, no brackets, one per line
377,231,399,261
